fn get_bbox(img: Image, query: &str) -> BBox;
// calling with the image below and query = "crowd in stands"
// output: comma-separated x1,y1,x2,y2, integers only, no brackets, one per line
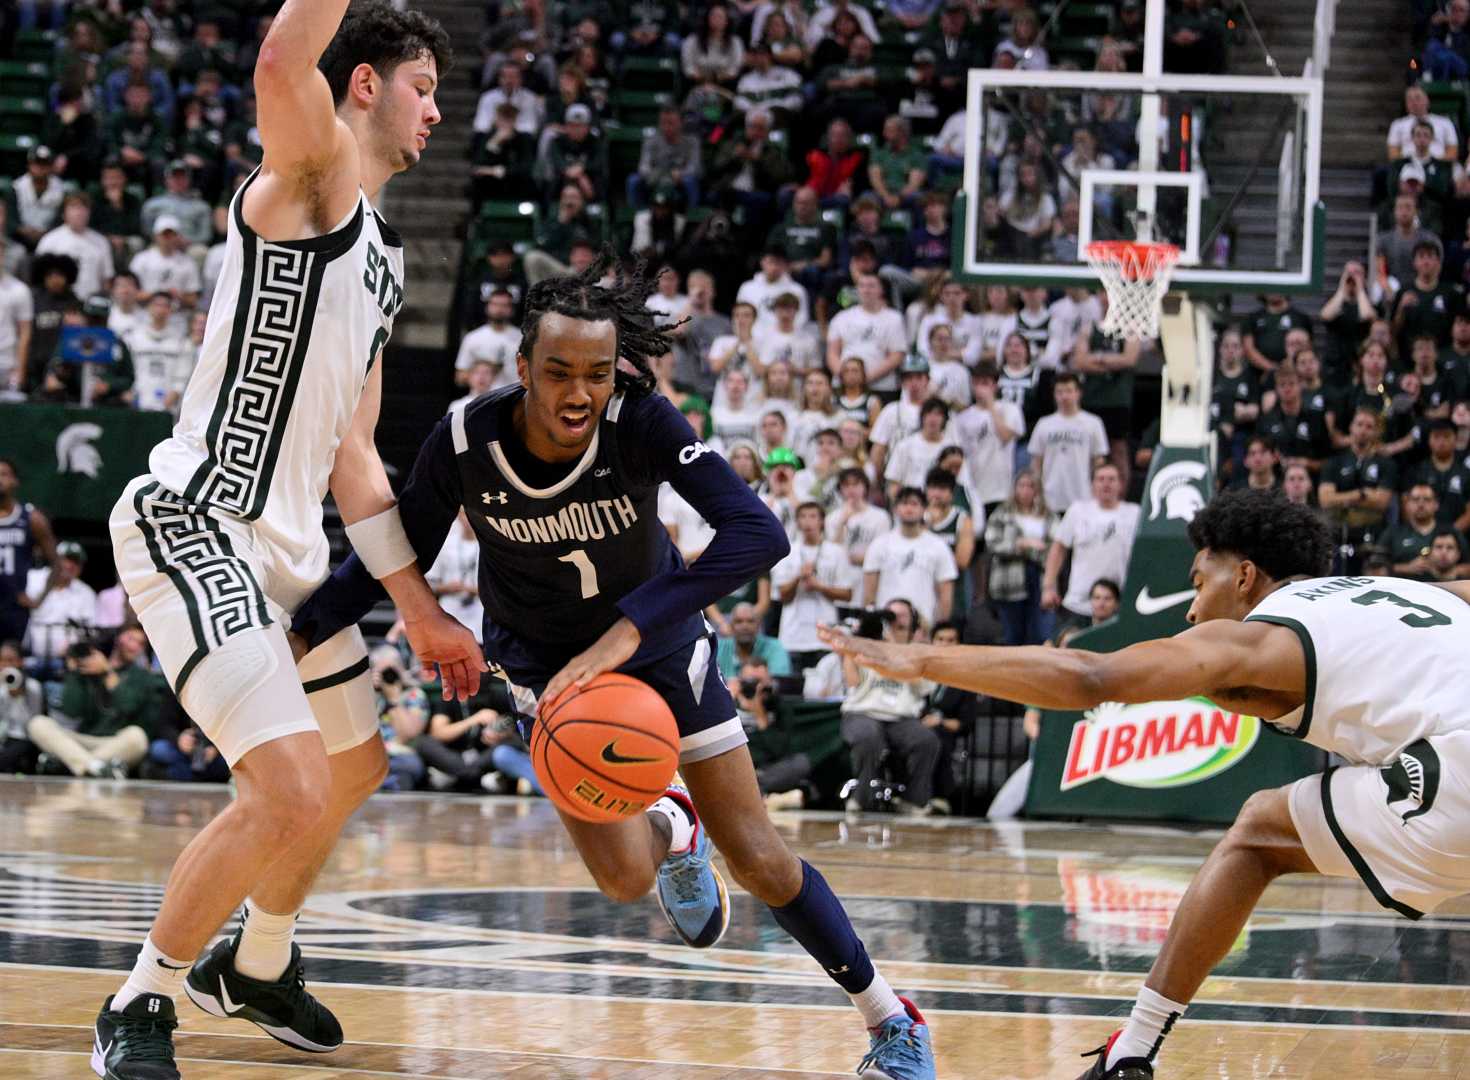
11,0,1470,818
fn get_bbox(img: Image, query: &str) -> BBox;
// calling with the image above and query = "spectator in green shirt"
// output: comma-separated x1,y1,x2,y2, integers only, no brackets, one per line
26,636,167,777
716,601,794,679
868,115,928,212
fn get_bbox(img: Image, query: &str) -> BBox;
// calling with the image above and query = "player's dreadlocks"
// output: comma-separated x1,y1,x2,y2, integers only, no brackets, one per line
519,250,677,394
1187,487,1333,582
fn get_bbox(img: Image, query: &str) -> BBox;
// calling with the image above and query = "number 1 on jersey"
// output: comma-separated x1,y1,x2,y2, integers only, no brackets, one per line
558,549,601,599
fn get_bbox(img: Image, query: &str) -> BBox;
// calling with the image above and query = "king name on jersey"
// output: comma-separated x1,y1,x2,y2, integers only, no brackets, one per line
480,494,639,545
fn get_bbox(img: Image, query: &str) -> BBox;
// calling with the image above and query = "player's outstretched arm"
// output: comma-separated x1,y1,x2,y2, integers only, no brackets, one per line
815,619,1304,712
251,0,355,222
322,367,485,699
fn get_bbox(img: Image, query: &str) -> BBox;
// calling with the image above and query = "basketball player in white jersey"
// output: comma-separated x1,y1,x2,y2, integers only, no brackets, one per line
821,487,1470,1080
95,5,483,1078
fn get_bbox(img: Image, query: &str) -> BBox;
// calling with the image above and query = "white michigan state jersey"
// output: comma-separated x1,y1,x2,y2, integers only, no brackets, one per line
1245,575,1470,765
150,169,404,583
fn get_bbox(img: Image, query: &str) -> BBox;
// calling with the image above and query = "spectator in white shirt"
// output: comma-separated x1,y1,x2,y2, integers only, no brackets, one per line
660,483,716,561
1045,286,1104,367
709,302,763,398
124,293,193,412
1027,371,1109,513
737,249,811,331
923,324,972,409
863,486,958,626
827,466,892,589
0,239,33,394
804,0,880,50
770,501,852,669
107,272,146,342
36,193,115,301
753,291,821,373
870,356,936,486
886,398,953,500
473,60,544,135
10,145,64,251
711,368,764,450
825,272,906,393
23,541,97,676
762,446,803,540
450,358,500,412
1043,460,1140,623
426,510,483,641
130,216,201,310
954,361,1024,512
455,290,521,387
645,266,688,328
916,279,985,364
1387,84,1460,162
975,284,1018,366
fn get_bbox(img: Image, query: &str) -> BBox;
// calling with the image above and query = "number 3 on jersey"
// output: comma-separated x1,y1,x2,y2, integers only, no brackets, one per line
1352,588,1451,628
559,549,601,599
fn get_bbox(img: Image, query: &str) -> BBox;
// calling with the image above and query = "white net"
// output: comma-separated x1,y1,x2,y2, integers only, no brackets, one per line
1084,241,1182,340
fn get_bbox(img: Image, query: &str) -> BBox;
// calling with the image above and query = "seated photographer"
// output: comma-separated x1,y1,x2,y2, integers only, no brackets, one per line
371,647,429,792
26,633,166,778
838,599,943,815
0,640,43,774
734,657,814,807
919,620,977,816
414,679,543,796
146,721,231,784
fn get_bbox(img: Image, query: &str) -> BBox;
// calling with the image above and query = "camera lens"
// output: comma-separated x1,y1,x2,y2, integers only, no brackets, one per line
0,668,21,690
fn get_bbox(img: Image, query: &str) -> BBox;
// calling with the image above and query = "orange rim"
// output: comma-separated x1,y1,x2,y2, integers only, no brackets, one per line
1085,240,1181,282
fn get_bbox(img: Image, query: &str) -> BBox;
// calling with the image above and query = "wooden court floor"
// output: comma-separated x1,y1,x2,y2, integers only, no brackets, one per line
4,777,1470,1079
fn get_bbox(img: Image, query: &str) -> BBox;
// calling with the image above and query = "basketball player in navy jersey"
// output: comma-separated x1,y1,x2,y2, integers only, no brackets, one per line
292,257,937,1079
0,458,57,645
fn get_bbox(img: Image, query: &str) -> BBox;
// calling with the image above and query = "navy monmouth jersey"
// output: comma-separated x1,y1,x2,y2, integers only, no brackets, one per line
0,502,36,624
293,384,790,678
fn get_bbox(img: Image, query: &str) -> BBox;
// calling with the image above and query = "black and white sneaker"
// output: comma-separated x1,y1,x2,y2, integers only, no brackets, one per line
91,994,180,1079
184,935,342,1053
1075,1032,1155,1079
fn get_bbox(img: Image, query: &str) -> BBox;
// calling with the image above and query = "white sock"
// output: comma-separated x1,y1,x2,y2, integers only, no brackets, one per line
112,935,192,1012
232,899,298,982
648,794,696,854
1107,986,1187,1067
849,971,905,1028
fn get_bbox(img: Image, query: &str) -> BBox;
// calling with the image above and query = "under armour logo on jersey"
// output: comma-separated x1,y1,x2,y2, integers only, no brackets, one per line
678,441,714,465
482,491,509,505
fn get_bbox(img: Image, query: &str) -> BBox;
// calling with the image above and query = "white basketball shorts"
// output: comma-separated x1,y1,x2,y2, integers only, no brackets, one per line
1290,730,1470,918
110,475,378,766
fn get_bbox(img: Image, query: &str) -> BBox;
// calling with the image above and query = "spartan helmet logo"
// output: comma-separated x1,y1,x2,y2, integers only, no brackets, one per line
55,423,104,479
1147,460,1209,522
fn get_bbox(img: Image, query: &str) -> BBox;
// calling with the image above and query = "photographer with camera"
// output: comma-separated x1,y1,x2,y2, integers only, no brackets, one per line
838,599,943,815
25,631,165,777
371,647,429,792
734,656,817,809
413,678,542,795
0,639,43,773
21,539,95,682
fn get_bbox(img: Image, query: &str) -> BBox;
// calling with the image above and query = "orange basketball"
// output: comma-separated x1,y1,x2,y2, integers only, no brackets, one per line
531,673,680,823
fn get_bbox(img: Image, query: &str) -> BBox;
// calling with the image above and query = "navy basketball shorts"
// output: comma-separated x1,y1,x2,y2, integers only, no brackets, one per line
501,631,747,766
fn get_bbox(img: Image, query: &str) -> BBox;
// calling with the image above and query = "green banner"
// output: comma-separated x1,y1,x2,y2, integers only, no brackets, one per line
0,403,171,522
1024,445,1323,824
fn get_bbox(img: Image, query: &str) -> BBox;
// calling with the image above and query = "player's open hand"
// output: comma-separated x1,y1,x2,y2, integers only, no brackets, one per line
403,610,488,702
816,624,927,682
538,617,642,720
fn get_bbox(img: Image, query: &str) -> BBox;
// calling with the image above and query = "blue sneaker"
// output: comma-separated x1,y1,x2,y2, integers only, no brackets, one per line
653,786,730,949
857,997,935,1079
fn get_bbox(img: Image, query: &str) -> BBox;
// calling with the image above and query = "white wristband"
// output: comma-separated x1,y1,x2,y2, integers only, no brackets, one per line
345,505,417,580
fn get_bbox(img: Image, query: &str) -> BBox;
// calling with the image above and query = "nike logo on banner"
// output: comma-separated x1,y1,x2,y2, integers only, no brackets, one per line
1135,586,1195,616
219,981,245,1016
156,959,190,971
600,740,660,766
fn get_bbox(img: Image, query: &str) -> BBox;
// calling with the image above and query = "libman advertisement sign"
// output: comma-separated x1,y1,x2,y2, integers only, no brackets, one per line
1059,699,1260,792
1025,446,1324,824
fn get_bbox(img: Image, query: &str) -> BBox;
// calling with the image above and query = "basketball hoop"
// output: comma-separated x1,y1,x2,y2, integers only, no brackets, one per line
1084,240,1182,341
